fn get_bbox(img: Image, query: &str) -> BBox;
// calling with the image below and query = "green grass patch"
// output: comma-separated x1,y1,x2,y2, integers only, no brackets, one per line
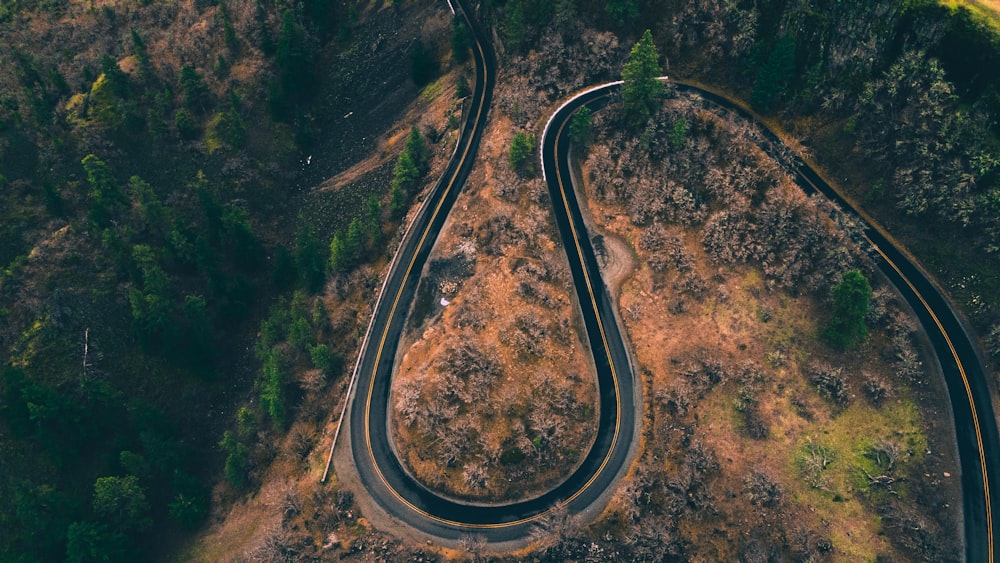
940,0,1000,33
790,400,927,503
419,75,446,103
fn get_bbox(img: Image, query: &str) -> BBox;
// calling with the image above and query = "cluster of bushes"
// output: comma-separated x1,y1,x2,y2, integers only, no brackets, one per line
395,335,593,500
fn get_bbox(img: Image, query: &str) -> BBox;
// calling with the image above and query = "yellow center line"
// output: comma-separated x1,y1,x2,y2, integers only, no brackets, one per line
361,59,627,528
550,104,623,507
794,169,993,562
867,239,993,562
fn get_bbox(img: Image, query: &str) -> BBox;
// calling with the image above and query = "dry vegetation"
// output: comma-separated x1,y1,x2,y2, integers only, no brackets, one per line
562,92,962,562
389,113,598,502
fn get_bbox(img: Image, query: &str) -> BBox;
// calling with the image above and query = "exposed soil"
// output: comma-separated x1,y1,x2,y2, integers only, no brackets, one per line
388,107,599,502
577,93,963,562
181,1,467,559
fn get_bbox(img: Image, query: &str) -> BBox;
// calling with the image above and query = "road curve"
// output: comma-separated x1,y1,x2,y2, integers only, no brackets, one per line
549,79,998,560
339,2,997,554
339,0,637,543
557,77,998,561
666,81,998,563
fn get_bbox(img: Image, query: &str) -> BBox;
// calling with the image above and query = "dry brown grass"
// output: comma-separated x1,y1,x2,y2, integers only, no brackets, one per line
389,109,599,501
582,96,961,561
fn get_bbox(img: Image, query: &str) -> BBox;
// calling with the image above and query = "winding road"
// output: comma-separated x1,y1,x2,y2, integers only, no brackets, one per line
336,2,998,558
337,0,637,542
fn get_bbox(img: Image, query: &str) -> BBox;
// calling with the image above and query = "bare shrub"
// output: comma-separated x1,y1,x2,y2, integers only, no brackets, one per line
744,470,783,507
798,439,834,490
807,361,851,406
863,373,892,407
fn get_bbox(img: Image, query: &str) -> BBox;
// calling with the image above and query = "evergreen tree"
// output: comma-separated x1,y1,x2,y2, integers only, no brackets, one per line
128,244,174,344
174,108,198,140
259,347,286,429
391,150,421,194
569,106,592,147
410,40,438,87
751,34,797,112
328,231,349,273
219,431,249,488
390,183,408,219
345,217,366,262
82,154,124,228
452,16,472,64
65,522,129,563
179,65,210,113
670,116,688,150
825,270,872,349
167,471,209,529
405,126,429,173
99,55,129,99
92,475,150,532
621,29,664,128
272,245,297,291
509,131,537,176
130,30,152,82
294,219,326,292
503,0,527,53
276,9,312,95
127,176,164,234
605,0,638,27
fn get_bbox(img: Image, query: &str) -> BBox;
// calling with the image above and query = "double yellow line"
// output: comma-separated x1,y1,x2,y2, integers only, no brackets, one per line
360,38,627,529
792,167,994,562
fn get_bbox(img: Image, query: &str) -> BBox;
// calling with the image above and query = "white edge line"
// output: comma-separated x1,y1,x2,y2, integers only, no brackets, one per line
539,77,669,182
322,123,464,485
540,80,622,184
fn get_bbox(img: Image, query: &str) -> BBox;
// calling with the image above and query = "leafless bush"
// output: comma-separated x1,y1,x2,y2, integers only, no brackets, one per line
808,361,852,406
744,470,783,507
799,439,834,490
877,500,952,562
476,212,524,256
281,487,301,522
461,460,488,492
438,341,502,403
458,533,488,561
289,428,313,461
863,373,892,407
395,381,423,427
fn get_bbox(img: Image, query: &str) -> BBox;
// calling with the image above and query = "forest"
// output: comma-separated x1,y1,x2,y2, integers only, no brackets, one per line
0,0,998,560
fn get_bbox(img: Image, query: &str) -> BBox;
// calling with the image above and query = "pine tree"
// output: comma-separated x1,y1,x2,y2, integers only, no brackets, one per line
569,106,592,147
405,125,429,172
391,150,421,194
825,270,872,349
509,131,537,176
751,34,797,112
328,231,349,273
179,65,210,113
605,0,638,27
621,29,664,128
452,17,472,64
259,347,286,429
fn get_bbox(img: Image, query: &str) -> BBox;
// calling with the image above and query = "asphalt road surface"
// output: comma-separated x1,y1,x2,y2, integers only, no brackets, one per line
338,4,998,556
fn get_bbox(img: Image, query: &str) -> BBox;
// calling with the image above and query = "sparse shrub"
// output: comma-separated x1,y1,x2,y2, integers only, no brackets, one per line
863,374,891,407
744,470,783,507
808,361,851,406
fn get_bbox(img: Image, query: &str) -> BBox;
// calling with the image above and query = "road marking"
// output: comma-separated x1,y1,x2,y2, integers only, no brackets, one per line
359,28,630,529
789,149,994,563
